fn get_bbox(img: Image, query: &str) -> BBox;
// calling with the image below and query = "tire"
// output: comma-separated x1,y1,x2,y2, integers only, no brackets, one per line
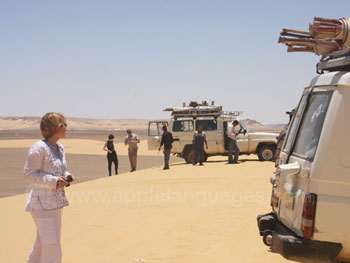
183,147,195,164
257,145,275,161
263,231,273,246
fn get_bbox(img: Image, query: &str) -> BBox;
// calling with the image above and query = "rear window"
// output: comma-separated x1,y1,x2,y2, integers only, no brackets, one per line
292,91,332,161
173,120,194,132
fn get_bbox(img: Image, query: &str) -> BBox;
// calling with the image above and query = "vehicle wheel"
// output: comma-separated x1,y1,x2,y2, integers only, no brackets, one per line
257,145,275,161
183,147,195,164
263,231,273,246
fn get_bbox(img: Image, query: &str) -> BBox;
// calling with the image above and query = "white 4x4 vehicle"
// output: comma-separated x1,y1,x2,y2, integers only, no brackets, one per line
148,101,278,163
258,17,350,263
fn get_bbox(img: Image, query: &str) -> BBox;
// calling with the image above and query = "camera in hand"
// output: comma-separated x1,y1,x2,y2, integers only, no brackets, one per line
66,175,73,186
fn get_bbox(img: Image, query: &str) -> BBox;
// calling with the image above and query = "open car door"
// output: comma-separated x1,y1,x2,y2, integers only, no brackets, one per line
148,121,168,150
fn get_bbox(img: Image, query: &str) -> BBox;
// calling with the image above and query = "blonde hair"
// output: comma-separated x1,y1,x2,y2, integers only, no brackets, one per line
40,112,66,139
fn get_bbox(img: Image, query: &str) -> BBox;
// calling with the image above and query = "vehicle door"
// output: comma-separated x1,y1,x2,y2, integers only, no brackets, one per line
237,120,249,152
171,118,194,153
148,121,167,150
223,120,230,152
195,117,220,154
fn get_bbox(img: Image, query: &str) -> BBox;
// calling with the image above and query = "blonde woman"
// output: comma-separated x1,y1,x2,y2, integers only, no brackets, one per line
24,112,75,263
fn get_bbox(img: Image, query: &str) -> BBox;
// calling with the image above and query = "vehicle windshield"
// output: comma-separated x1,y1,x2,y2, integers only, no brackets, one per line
239,120,250,133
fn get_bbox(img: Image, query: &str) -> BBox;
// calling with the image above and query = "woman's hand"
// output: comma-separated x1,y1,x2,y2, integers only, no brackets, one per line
56,176,68,189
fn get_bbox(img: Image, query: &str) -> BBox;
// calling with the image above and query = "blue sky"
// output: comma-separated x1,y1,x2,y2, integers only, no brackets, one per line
1,0,349,124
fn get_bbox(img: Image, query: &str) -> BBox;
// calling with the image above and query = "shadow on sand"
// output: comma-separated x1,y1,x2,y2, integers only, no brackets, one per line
168,157,263,167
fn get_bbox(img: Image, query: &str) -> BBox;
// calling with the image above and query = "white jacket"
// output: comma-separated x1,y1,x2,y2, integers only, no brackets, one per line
24,140,69,211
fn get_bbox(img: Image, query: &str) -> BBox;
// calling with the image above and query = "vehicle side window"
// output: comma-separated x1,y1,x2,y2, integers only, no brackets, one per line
283,92,309,154
292,91,332,161
173,120,194,132
149,122,167,136
195,120,217,131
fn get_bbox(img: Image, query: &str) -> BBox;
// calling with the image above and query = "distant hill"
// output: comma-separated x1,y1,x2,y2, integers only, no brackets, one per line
0,116,284,132
0,117,149,131
243,119,283,132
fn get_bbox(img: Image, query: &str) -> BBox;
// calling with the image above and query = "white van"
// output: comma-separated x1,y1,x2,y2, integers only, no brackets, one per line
258,20,350,263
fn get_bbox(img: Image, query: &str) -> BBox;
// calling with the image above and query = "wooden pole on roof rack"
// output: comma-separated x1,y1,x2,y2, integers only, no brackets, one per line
279,17,350,56
282,28,311,35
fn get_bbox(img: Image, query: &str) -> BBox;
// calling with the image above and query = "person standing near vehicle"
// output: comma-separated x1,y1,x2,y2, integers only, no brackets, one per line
227,120,240,164
193,124,208,165
103,134,118,176
24,112,75,263
158,125,174,170
124,129,140,172
274,108,295,163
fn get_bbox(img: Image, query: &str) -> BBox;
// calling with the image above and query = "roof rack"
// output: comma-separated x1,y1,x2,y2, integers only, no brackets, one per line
317,47,350,72
164,105,223,117
221,111,242,117
163,101,242,118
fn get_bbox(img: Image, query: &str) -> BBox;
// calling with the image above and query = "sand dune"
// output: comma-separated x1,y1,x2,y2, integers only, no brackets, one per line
0,139,292,263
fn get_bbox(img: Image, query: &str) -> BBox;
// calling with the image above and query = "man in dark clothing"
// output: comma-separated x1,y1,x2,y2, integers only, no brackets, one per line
193,125,208,166
103,134,118,176
159,125,174,170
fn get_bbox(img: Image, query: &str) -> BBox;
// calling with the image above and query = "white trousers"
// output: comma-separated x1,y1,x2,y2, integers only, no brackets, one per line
27,209,62,263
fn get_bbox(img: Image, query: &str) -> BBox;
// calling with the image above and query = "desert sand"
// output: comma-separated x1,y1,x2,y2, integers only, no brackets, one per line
0,135,182,198
0,137,292,263
0,139,158,156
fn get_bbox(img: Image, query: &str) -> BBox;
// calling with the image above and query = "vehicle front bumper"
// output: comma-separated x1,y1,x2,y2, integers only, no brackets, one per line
257,213,342,263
